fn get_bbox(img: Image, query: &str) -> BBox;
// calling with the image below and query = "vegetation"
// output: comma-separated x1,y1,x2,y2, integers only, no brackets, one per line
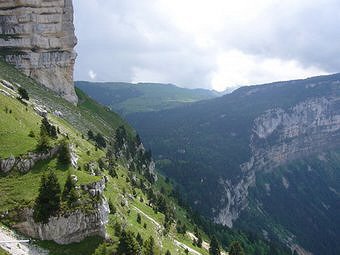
0,248,9,255
229,241,245,255
209,236,220,255
62,173,79,207
58,139,71,166
128,73,340,255
76,81,219,116
0,59,292,255
33,171,61,223
18,86,29,100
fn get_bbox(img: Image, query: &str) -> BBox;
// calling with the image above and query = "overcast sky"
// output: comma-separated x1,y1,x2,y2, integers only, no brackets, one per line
73,0,340,91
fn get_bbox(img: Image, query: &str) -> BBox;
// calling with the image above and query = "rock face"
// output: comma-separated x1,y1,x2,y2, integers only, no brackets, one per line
15,198,110,244
0,146,60,173
215,95,340,227
15,177,110,244
0,0,78,104
251,97,340,170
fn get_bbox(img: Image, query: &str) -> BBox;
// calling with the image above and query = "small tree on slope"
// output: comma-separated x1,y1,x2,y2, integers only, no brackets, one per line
209,236,221,255
33,171,61,223
229,241,245,255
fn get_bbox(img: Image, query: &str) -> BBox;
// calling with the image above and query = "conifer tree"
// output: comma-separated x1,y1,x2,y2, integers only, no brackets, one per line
137,213,142,224
229,241,245,255
196,233,203,248
209,236,221,255
117,230,140,255
143,236,160,255
18,87,29,100
62,173,78,206
136,232,144,247
37,123,51,151
33,171,61,223
58,139,71,165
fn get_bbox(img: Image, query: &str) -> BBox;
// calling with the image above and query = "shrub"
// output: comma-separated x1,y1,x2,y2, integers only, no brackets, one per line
18,87,29,100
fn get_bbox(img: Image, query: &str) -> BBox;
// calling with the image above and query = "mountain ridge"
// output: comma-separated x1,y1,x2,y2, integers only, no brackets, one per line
75,81,219,116
127,72,340,255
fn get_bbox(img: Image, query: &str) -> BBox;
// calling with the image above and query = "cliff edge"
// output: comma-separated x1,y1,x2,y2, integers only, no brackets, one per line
0,0,78,103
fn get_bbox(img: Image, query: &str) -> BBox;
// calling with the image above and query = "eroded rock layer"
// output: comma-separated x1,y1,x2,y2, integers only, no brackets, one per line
0,0,78,103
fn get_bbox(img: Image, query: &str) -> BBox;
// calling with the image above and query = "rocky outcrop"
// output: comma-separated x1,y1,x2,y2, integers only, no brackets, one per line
251,97,340,170
81,177,108,197
215,96,340,227
0,0,78,104
0,146,59,173
214,170,255,227
14,176,110,244
14,198,109,244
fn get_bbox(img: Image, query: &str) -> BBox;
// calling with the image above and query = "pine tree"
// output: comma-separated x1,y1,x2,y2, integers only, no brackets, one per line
33,171,61,223
117,230,140,255
137,213,142,224
58,140,71,165
18,87,29,100
88,130,95,140
143,236,160,255
37,123,51,151
136,232,144,247
41,117,57,138
62,173,78,206
229,241,245,255
95,133,106,148
209,236,221,255
196,233,203,248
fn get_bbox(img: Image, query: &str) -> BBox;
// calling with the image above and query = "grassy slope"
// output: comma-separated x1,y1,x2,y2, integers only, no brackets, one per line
0,94,41,158
0,60,217,255
76,81,218,116
0,248,9,255
0,60,129,138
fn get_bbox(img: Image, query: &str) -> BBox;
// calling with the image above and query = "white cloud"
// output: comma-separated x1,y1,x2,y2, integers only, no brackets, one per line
73,0,340,90
211,50,328,91
88,70,97,80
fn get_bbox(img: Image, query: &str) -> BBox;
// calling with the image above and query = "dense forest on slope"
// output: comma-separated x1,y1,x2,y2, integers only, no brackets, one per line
127,74,340,255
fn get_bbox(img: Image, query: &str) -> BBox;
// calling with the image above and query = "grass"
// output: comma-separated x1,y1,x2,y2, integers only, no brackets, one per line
103,165,212,255
0,94,41,158
0,59,215,255
0,59,131,139
0,158,100,213
0,247,9,255
36,236,104,255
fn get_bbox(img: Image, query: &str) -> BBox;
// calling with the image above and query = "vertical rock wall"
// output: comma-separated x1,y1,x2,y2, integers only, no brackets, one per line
0,0,78,103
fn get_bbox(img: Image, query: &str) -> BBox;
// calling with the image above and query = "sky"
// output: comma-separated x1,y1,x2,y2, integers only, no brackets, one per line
73,0,340,91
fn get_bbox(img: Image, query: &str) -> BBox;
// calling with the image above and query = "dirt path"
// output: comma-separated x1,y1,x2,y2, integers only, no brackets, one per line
132,206,204,254
187,232,228,255
132,206,162,230
0,227,48,255
173,239,203,255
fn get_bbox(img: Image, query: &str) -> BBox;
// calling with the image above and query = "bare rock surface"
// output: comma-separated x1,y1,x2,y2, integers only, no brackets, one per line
0,0,78,103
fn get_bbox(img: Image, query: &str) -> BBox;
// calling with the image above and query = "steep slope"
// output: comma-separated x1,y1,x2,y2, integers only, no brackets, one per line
0,0,78,103
0,60,290,255
128,74,340,255
76,81,218,116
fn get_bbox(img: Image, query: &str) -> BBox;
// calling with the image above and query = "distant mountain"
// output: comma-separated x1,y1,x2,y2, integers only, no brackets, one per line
128,74,340,255
75,81,219,116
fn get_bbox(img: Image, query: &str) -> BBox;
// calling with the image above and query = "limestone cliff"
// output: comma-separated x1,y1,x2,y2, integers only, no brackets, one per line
0,0,78,103
14,178,110,244
215,95,340,227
